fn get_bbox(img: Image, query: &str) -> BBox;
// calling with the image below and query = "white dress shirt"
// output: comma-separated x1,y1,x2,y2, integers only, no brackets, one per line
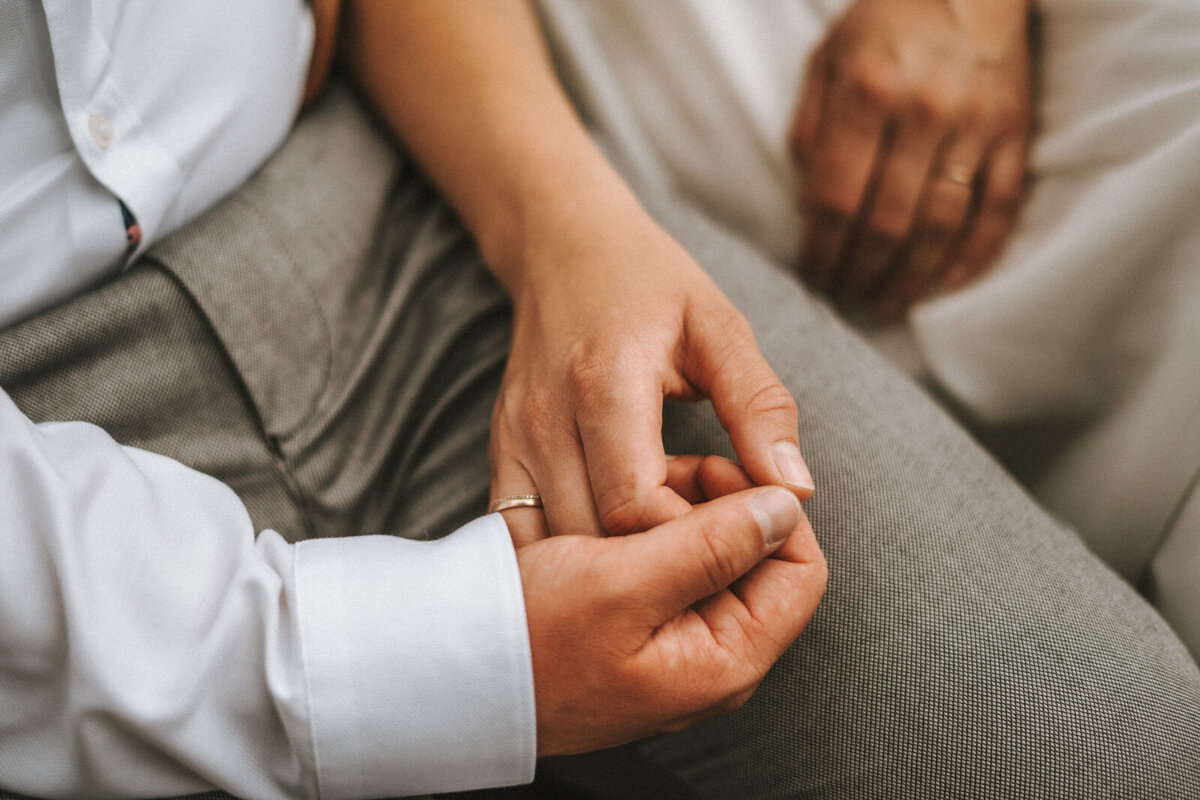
0,2,537,797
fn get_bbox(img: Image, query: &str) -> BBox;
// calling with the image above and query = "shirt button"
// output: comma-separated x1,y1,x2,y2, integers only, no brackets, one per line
88,112,115,149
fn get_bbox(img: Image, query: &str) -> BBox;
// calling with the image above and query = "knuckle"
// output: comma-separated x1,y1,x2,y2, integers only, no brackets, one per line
702,309,755,369
866,208,911,243
695,524,748,594
565,342,612,399
809,189,859,223
911,86,959,126
742,381,799,423
718,308,756,347
519,391,563,448
844,54,898,107
595,481,648,535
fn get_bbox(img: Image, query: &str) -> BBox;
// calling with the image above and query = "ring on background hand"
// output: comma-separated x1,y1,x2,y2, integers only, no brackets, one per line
489,494,544,513
942,164,974,186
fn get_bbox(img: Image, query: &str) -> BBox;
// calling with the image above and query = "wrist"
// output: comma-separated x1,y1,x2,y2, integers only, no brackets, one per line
473,149,646,302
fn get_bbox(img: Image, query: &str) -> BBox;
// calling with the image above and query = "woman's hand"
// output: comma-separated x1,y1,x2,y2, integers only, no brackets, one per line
789,0,1033,319
342,0,813,544
491,191,814,545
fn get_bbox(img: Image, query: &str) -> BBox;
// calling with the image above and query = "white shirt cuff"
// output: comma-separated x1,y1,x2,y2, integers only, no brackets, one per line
293,514,536,798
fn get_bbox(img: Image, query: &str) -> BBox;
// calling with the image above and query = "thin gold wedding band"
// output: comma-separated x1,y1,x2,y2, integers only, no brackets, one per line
489,494,544,514
943,164,973,186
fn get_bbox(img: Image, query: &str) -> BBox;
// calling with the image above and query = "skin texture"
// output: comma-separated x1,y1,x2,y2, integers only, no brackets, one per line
790,0,1033,320
341,1,814,541
504,457,826,755
491,202,812,544
339,0,826,756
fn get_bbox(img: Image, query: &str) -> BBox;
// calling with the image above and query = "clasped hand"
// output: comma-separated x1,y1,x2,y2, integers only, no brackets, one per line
491,199,815,546
505,456,825,756
487,195,824,756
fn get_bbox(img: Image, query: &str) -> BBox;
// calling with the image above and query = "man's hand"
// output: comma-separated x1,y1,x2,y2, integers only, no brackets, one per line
490,197,814,544
505,457,827,755
790,0,1033,319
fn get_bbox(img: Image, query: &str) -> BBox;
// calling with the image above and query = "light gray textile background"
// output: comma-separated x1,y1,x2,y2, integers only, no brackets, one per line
2,89,1199,799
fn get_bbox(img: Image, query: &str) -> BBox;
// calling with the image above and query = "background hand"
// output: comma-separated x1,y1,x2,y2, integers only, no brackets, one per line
789,0,1033,320
508,459,827,755
490,198,814,542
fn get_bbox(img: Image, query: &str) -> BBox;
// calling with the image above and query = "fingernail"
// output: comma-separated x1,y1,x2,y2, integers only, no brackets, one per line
750,488,802,548
772,441,815,493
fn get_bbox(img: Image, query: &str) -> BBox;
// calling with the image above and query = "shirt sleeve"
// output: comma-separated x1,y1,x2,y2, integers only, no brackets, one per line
0,389,536,799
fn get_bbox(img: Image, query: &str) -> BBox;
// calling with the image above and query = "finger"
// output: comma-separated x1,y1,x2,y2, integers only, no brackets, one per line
833,109,947,306
619,486,804,618
788,41,830,169
697,456,755,500
489,442,551,546
573,354,691,535
490,393,602,540
800,63,890,294
691,504,825,673
875,138,984,318
801,207,855,296
664,455,752,504
637,500,824,718
684,307,814,499
664,455,706,504
947,136,1027,286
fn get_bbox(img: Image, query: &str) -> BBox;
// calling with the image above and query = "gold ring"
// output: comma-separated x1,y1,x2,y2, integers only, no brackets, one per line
943,164,973,186
489,494,543,513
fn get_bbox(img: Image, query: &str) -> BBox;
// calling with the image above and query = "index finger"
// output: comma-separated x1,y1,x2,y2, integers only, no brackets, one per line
682,305,814,500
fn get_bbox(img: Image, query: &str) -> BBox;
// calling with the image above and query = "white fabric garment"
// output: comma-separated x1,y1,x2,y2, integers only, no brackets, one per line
0,0,313,330
0,391,535,799
0,2,537,796
537,0,1200,652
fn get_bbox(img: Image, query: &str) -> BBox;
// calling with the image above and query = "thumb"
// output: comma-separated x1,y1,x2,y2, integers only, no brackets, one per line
619,486,803,619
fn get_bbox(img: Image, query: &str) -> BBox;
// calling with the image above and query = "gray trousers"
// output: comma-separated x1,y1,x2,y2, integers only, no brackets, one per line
2,89,1199,800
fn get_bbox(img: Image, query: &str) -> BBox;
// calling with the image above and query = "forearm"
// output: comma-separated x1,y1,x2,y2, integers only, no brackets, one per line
341,0,638,298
